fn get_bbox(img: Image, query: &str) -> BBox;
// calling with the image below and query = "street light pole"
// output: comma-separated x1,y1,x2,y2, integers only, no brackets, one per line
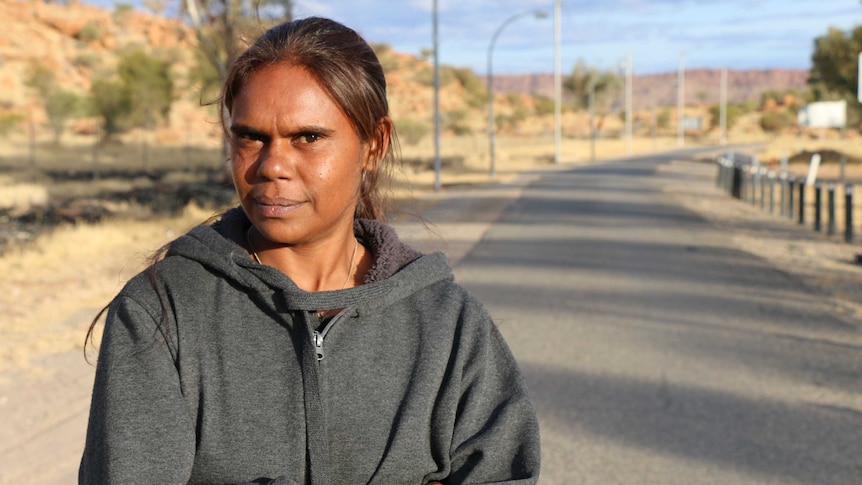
623,53,633,155
677,53,685,147
432,0,441,190
553,0,561,164
487,9,547,178
589,78,596,162
720,67,727,145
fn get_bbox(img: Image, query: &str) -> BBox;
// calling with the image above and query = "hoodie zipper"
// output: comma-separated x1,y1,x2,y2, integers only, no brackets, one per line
312,308,350,361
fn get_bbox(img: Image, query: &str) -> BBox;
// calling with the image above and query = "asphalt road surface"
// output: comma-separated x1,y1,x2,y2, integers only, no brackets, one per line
448,154,862,484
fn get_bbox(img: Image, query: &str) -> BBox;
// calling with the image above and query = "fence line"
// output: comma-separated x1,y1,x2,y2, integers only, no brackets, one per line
715,154,860,245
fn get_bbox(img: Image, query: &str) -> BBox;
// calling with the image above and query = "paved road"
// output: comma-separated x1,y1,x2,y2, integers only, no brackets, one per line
447,154,862,484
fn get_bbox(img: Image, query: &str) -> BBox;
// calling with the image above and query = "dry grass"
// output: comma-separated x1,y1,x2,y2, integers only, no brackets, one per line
0,203,216,373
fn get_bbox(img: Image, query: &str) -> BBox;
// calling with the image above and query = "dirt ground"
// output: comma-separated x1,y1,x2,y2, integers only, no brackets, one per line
1,132,862,483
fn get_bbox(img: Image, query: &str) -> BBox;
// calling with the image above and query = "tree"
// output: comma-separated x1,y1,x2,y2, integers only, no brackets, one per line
25,63,56,98
564,59,622,134
707,103,743,132
809,25,862,127
117,48,174,128
90,78,131,139
45,90,84,144
26,63,84,144
182,0,294,94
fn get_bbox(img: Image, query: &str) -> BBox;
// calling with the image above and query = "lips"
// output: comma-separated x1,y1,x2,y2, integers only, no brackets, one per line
252,195,304,218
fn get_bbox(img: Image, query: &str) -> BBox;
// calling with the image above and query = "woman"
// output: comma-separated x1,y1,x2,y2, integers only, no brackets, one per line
80,17,540,485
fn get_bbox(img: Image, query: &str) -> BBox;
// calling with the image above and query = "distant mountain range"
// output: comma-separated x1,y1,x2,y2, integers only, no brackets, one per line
489,69,810,109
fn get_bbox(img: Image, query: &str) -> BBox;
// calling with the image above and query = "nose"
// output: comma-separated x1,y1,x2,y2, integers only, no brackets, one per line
256,139,295,181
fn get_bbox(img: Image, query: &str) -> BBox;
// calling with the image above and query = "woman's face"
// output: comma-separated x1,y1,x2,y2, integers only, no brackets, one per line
229,62,373,248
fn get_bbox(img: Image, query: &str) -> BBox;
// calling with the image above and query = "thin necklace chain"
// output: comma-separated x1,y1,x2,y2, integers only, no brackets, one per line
245,226,358,290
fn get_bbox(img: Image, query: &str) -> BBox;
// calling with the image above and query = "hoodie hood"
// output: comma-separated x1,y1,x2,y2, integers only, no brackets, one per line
163,207,452,314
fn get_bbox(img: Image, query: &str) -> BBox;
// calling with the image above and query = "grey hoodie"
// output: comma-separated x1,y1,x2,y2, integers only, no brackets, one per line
80,208,540,484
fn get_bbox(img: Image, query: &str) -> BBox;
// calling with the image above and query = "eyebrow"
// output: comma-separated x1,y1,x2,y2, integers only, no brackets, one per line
229,124,336,138
229,124,267,138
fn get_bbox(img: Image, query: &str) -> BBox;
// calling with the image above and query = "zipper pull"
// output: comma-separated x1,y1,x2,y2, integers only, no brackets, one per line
313,330,325,361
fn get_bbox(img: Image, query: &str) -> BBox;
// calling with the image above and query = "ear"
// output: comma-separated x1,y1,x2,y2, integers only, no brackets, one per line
362,116,393,172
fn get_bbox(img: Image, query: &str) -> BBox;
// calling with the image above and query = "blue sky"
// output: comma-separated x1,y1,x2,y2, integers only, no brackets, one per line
292,0,859,75
93,0,861,75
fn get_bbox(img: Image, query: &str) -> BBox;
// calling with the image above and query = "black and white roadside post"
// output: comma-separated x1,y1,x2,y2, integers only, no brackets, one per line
845,183,854,244
856,54,862,262
802,153,821,226
760,168,766,210
750,167,757,206
814,182,822,232
768,171,775,214
788,178,795,221
798,177,805,225
780,173,787,217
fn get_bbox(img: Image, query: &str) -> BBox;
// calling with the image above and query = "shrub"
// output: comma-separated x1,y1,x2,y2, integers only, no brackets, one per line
0,112,24,137
78,22,102,43
451,67,486,109
395,118,430,145
25,63,55,97
372,43,399,73
506,93,529,124
45,90,84,143
413,65,434,87
445,109,472,136
533,94,554,116
437,66,456,87
760,110,796,134
656,109,671,130
73,52,101,69
708,103,744,131
113,2,134,18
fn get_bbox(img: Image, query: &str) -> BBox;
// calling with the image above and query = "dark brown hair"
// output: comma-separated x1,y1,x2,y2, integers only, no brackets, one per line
222,17,397,221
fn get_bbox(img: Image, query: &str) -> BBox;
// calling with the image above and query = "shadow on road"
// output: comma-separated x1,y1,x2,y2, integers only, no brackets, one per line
449,156,862,483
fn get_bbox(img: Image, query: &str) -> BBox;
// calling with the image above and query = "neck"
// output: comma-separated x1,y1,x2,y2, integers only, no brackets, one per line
246,226,363,292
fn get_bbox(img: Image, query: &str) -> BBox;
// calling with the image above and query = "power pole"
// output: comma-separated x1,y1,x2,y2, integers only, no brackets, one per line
553,0,562,164
677,53,685,147
624,54,633,155
720,67,727,145
432,0,441,190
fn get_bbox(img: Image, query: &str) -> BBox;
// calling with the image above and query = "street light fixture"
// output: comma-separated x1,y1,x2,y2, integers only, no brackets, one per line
487,9,547,178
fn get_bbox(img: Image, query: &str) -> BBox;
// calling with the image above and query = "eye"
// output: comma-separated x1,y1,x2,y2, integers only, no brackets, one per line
295,132,322,145
232,130,265,148
244,132,263,142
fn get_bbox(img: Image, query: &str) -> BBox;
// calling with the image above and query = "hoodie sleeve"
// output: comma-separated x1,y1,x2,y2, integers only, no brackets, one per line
446,304,541,484
79,294,195,484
